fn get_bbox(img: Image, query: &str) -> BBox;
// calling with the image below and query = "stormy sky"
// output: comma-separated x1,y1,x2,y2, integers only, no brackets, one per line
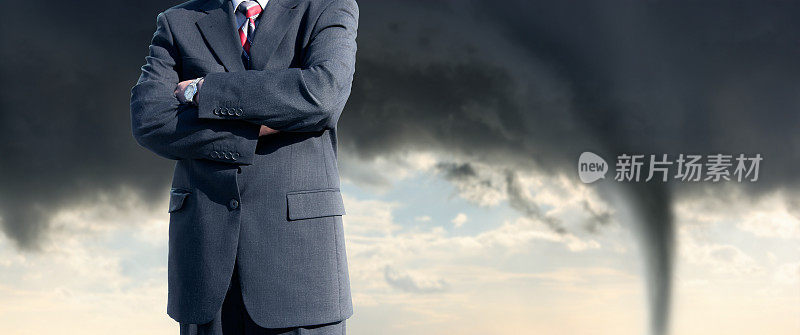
0,1,798,334
0,0,796,247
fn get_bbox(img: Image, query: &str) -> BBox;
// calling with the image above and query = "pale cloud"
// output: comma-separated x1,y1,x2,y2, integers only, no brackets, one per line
384,266,449,293
676,188,800,239
435,160,507,207
346,151,621,238
773,261,800,285
435,159,618,235
342,190,613,316
1,162,797,335
451,213,468,227
737,194,800,239
674,187,800,279
339,150,439,191
678,226,763,276
0,187,173,335
340,165,621,327
414,216,432,222
469,217,601,252
528,172,616,233
342,194,402,236
670,188,800,335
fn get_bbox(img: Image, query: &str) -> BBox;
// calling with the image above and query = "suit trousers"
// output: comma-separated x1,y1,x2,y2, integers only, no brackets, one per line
179,257,346,335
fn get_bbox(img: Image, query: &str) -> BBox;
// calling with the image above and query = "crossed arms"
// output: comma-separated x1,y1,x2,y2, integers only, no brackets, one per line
130,0,358,165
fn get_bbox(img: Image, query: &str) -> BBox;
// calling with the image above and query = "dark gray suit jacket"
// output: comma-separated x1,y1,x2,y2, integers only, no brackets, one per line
129,0,357,328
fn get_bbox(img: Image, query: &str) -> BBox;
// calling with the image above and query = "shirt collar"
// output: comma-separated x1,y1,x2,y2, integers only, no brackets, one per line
231,0,268,13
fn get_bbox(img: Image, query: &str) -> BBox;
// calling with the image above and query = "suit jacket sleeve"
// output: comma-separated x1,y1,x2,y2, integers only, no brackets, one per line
130,11,262,165
196,0,358,132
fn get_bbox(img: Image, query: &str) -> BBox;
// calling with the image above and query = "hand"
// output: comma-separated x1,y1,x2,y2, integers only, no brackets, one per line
259,125,280,137
174,78,203,104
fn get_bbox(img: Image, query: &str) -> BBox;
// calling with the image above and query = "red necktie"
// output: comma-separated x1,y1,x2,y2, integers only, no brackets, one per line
237,1,262,61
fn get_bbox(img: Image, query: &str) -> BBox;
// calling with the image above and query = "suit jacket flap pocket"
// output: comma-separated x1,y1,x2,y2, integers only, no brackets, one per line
168,189,191,213
286,188,346,221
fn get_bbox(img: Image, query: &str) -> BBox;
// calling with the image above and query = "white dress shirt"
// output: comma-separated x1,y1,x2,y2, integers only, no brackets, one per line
232,0,269,30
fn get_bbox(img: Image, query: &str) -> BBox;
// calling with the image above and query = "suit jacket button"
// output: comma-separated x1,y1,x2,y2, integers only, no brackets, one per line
211,151,219,158
229,198,239,209
223,152,231,159
234,108,242,116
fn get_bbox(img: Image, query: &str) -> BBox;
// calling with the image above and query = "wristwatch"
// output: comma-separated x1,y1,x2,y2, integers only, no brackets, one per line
184,77,203,105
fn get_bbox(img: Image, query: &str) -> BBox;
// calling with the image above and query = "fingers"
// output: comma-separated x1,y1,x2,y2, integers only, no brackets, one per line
258,126,281,137
174,79,191,103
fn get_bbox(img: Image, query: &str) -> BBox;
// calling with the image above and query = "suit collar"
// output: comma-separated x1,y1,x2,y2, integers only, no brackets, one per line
196,0,300,71
196,0,246,72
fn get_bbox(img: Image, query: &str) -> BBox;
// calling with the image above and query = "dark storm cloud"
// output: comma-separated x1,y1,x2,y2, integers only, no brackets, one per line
0,0,795,245
435,162,568,233
0,1,798,333
0,0,189,250
581,199,612,234
338,1,799,334
504,171,567,234
343,0,800,189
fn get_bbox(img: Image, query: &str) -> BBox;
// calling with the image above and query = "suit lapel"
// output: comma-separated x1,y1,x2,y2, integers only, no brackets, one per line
197,0,246,72
248,0,300,70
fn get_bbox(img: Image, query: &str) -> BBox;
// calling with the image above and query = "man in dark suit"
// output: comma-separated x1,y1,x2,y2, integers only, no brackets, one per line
129,0,358,333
